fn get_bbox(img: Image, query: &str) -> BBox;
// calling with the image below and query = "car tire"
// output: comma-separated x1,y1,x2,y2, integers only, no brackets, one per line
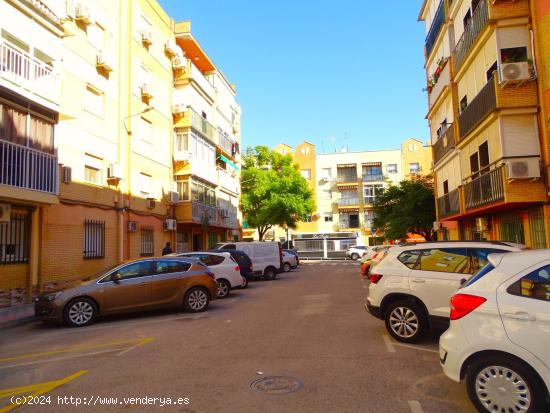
283,262,291,272
384,300,426,343
63,297,97,327
466,355,546,413
241,276,248,289
184,287,210,312
264,266,277,281
216,279,231,299
351,253,359,261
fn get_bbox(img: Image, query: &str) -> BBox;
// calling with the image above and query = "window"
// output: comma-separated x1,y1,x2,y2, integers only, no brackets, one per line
322,190,332,199
418,248,469,273
87,24,104,50
140,172,152,195
304,215,313,223
363,165,383,176
301,169,311,180
84,154,102,185
500,47,528,64
84,220,105,259
178,132,215,166
486,61,498,80
320,168,332,179
469,249,508,274
479,142,489,172
110,262,151,281
155,260,191,275
508,265,550,302
463,9,472,29
398,250,422,269
140,227,154,256
0,103,55,152
409,163,420,173
84,86,104,118
363,185,384,204
300,146,310,155
0,212,29,264
139,14,152,40
187,254,224,266
191,180,216,206
324,213,333,222
408,144,418,152
139,117,152,144
387,164,397,174
177,180,189,201
460,95,468,112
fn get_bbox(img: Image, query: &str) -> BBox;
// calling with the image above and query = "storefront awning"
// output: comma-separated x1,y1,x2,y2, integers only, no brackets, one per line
362,162,382,166
218,154,239,171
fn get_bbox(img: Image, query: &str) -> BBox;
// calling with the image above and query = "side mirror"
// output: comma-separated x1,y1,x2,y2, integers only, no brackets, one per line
112,273,122,284
460,278,467,286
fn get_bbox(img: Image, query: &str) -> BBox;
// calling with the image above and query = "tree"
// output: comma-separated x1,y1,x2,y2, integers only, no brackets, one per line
240,146,315,241
373,175,436,242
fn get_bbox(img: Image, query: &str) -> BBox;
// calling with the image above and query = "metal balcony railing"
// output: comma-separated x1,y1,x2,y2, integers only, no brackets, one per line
458,76,496,139
188,108,216,143
217,130,234,155
337,198,359,206
338,221,360,229
464,166,504,210
336,174,357,183
453,0,489,72
433,124,455,164
364,196,376,205
362,174,384,182
437,188,460,218
191,202,220,226
425,1,446,57
0,139,58,194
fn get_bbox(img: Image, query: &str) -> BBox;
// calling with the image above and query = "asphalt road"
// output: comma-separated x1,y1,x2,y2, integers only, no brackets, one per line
0,261,476,413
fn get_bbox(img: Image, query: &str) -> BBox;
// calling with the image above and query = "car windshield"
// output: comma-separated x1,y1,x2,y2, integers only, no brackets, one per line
462,263,495,288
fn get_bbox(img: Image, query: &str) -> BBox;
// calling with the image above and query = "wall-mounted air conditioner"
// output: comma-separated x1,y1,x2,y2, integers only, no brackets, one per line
96,50,114,72
75,2,92,24
168,191,179,203
506,157,541,180
500,62,531,83
128,221,138,232
62,166,72,183
108,163,123,180
146,198,155,209
141,30,152,46
172,56,185,70
165,39,177,56
164,219,177,231
172,103,185,115
140,83,153,99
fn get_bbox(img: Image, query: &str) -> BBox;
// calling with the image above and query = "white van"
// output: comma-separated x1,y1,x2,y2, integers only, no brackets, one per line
212,242,282,280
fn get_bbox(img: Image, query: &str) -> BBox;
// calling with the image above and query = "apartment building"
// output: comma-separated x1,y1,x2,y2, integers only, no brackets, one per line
173,22,241,251
420,0,549,246
0,0,63,308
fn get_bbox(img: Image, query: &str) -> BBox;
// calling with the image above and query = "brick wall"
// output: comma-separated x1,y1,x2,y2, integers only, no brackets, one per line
489,0,530,21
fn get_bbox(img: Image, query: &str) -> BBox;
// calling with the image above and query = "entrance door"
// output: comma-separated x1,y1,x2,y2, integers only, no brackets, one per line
349,214,359,228
193,234,202,251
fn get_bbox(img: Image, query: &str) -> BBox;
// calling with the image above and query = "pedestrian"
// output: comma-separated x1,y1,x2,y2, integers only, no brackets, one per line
162,242,173,256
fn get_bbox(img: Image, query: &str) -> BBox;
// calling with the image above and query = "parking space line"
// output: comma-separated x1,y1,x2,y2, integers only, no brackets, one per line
408,400,424,413
0,349,124,370
382,334,396,353
116,337,154,356
382,334,438,354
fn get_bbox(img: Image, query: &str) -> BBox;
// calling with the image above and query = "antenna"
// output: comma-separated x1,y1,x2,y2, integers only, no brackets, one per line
343,132,348,152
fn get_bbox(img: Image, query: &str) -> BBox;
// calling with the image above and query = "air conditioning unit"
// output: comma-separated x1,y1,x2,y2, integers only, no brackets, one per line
128,221,138,232
96,50,114,72
164,219,177,231
172,103,185,115
75,2,92,24
108,163,123,180
141,30,152,46
168,191,179,203
146,198,155,209
65,0,75,19
62,166,72,184
172,56,185,70
500,62,531,83
165,39,177,56
0,203,11,223
476,217,490,233
319,177,329,184
140,83,153,99
506,158,541,180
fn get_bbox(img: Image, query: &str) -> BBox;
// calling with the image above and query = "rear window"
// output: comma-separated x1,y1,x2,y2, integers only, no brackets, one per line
462,263,495,288
155,260,191,274
397,250,422,269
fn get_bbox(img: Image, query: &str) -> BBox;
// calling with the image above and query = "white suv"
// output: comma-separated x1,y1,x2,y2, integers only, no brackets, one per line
440,250,550,413
365,241,523,343
346,245,370,260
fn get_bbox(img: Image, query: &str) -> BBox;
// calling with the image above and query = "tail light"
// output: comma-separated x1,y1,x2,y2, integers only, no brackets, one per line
205,270,216,279
234,265,240,272
369,272,383,284
449,294,486,320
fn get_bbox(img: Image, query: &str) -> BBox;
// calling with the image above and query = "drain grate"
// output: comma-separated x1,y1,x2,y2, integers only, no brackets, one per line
250,376,304,395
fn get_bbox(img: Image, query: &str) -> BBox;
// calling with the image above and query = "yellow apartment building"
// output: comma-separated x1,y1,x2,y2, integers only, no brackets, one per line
420,0,549,247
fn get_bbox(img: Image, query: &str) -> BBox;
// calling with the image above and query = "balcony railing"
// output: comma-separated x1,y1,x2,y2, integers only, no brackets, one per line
425,1,446,57
437,188,460,218
364,196,376,205
0,139,58,195
463,166,504,211
336,174,357,183
188,60,215,99
338,221,360,229
191,202,220,226
458,76,496,139
433,124,455,165
337,198,359,206
362,174,384,182
188,108,216,143
0,40,58,104
453,0,489,72
217,130,234,155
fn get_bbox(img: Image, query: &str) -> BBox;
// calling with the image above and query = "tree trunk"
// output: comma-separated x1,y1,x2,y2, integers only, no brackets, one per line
257,225,272,241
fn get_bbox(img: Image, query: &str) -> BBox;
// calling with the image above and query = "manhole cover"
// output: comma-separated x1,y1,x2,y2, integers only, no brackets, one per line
250,376,304,395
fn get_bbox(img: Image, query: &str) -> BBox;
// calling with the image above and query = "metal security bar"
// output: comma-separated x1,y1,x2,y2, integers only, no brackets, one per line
453,0,489,72
463,166,504,210
458,76,496,139
0,212,29,264
437,188,460,218
140,227,154,256
528,207,547,249
84,220,105,259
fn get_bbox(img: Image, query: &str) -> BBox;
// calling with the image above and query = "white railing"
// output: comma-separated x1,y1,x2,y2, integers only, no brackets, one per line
0,139,58,195
217,168,239,194
0,40,58,103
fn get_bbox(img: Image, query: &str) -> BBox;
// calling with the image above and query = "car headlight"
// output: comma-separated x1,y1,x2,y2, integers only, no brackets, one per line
43,292,61,302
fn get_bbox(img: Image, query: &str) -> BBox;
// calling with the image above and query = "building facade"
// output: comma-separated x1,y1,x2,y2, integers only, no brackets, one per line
420,0,550,247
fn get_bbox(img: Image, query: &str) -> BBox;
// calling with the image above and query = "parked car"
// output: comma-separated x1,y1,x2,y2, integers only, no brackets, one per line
346,245,370,260
284,249,299,266
212,242,282,280
439,250,550,413
282,250,298,272
35,257,218,327
364,241,524,342
212,249,255,285
169,252,244,298
360,245,392,278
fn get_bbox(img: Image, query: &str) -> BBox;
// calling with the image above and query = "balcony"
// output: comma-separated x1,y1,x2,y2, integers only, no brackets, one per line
338,221,360,230
0,139,59,199
362,174,384,182
218,168,239,194
437,188,460,219
433,124,456,165
177,59,215,101
337,198,359,207
428,58,451,108
178,108,216,144
463,166,504,211
217,130,234,156
425,0,446,58
453,0,489,73
336,173,358,184
364,197,376,206
175,201,221,226
0,39,59,108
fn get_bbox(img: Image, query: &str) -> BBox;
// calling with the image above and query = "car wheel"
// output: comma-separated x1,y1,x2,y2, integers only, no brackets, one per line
466,356,546,413
184,287,210,312
351,253,359,261
216,279,231,299
264,267,277,281
384,300,426,343
64,298,97,327
241,276,248,289
283,262,291,272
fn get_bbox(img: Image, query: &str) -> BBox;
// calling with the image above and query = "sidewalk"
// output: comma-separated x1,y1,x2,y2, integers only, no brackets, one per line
0,304,35,330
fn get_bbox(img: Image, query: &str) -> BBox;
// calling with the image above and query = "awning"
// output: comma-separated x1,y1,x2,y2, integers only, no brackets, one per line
337,164,356,168
218,154,240,171
362,162,382,166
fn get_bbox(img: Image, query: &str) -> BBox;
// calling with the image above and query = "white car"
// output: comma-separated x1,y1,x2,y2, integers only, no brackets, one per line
365,241,523,342
282,250,298,272
213,242,282,280
346,245,370,260
170,252,245,298
439,250,550,413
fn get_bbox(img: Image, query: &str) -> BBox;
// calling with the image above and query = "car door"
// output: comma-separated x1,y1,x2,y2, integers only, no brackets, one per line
151,260,192,306
498,262,550,369
97,261,153,313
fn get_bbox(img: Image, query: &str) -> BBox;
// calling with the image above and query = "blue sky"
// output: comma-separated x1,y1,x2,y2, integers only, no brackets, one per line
159,0,429,153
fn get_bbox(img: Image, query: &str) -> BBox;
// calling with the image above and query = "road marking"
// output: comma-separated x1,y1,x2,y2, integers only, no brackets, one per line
116,337,154,356
229,297,240,303
0,370,87,413
408,400,424,413
382,334,396,353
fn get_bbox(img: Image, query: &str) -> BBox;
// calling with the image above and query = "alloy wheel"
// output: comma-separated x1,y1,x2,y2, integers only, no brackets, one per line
217,281,230,298
475,366,531,412
68,301,94,325
188,289,208,310
389,306,419,338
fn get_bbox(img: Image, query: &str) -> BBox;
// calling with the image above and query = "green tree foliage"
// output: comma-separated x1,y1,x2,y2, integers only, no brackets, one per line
241,146,315,241
373,175,436,242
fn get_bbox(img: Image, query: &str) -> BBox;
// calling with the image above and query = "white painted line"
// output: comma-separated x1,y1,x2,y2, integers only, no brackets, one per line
382,334,396,353
393,342,438,354
229,297,240,303
408,400,424,413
